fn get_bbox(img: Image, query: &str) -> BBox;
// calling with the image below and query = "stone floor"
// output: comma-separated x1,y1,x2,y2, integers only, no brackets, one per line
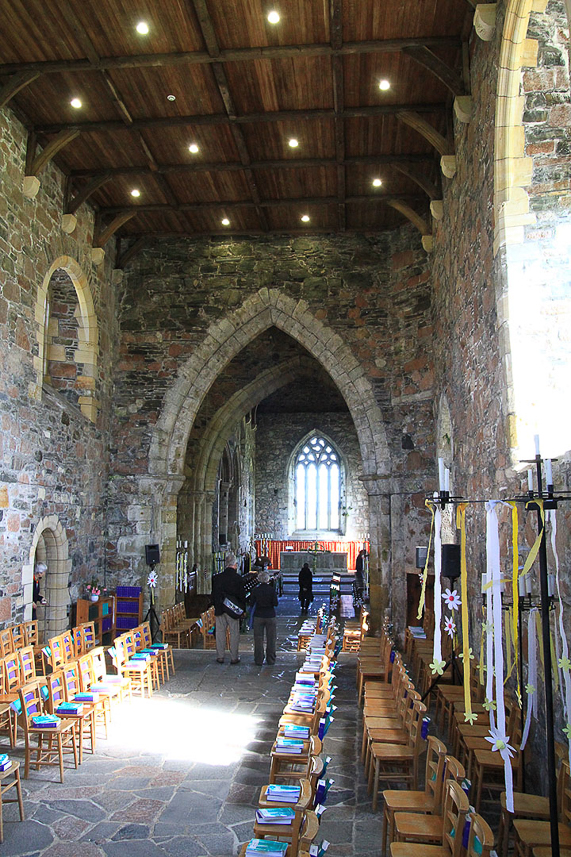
1,595,380,856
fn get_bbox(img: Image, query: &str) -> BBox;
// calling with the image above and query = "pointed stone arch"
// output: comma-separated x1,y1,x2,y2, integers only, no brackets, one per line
150,288,389,483
32,255,99,422
25,515,71,639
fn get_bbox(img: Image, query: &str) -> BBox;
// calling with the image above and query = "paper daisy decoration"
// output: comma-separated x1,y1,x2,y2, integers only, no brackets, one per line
442,588,461,610
444,618,456,637
147,570,158,588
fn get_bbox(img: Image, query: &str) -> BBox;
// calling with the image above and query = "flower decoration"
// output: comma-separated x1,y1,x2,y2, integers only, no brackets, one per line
525,683,536,695
459,647,475,661
485,727,515,758
444,618,456,637
563,723,571,740
442,588,461,610
86,583,101,596
148,570,158,588
483,697,497,712
558,655,571,672
430,658,447,676
464,711,478,725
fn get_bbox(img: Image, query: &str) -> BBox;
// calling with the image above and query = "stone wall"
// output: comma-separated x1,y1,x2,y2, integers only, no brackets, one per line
254,412,368,540
0,106,118,624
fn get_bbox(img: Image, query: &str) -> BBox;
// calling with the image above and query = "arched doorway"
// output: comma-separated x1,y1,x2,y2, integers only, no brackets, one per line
26,516,71,641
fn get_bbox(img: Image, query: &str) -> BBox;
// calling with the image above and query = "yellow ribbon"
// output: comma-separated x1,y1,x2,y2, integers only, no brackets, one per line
417,500,435,620
479,604,486,686
521,499,544,577
457,503,475,723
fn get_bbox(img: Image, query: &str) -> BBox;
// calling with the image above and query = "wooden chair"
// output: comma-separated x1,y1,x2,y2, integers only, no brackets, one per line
199,608,216,651
497,743,568,857
43,635,65,673
466,811,495,857
357,634,393,704
161,607,191,649
363,688,421,778
512,760,571,857
77,654,112,737
0,656,19,747
390,780,470,857
253,807,320,855
269,736,322,785
0,630,14,659
90,647,131,702
258,779,313,811
0,759,25,843
61,630,75,663
22,621,44,674
10,625,26,652
381,737,447,853
141,622,174,680
17,646,37,685
17,680,78,783
45,668,96,765
392,757,468,846
471,710,523,812
113,635,153,698
72,626,84,658
61,660,99,753
81,623,97,651
132,626,161,689
368,699,428,811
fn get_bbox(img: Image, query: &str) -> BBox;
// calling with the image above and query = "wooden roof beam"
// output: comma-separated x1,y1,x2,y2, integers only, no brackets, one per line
0,37,462,76
116,236,149,269
70,153,437,179
35,102,447,135
94,212,137,248
385,199,431,236
402,46,466,96
331,0,346,232
392,164,441,200
397,110,452,156
0,71,40,109
66,174,113,215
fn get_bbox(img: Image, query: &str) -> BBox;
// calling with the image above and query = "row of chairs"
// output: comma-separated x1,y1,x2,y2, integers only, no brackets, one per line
240,618,339,857
161,602,201,648
0,621,40,659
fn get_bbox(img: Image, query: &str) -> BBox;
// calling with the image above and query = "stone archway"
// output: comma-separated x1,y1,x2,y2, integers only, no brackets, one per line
32,255,99,422
148,289,391,628
26,516,71,640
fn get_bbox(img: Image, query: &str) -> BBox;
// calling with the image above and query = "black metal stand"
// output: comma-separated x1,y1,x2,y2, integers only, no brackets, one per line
145,603,161,642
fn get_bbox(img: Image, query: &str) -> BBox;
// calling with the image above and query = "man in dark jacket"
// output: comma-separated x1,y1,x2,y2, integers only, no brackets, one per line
212,551,246,664
250,571,278,665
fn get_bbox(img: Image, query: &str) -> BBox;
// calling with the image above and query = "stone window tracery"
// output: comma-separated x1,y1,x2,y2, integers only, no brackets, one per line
294,436,341,532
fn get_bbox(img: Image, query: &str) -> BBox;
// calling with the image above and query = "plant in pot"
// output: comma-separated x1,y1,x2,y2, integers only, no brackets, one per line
86,578,101,602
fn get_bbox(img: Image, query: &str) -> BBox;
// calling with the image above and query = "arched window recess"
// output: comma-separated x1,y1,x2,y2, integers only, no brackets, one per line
291,433,344,536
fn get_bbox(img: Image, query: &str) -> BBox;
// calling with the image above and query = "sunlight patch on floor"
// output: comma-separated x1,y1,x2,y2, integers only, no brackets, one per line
106,696,262,765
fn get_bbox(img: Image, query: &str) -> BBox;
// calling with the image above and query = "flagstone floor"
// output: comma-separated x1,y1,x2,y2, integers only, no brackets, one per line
2,595,381,857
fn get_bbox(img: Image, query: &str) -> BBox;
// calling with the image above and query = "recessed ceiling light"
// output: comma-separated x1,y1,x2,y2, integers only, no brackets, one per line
301,214,310,223
372,178,382,187
379,79,391,91
70,98,82,109
221,218,230,226
189,143,199,153
288,138,299,148
136,21,149,34
167,94,176,102
130,189,141,198
267,10,280,24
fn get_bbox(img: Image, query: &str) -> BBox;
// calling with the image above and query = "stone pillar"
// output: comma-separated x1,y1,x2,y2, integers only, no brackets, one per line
361,474,393,635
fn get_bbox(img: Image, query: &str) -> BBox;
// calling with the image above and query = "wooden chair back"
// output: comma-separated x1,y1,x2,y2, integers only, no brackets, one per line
424,736,448,800
10,624,26,651
442,779,470,857
47,635,66,671
18,680,44,726
18,646,37,684
560,760,571,823
132,626,145,651
141,623,153,648
23,620,39,648
72,626,84,657
90,647,108,683
61,630,75,663
0,628,14,658
82,623,96,651
3,652,21,694
77,653,97,692
62,661,82,701
466,812,495,857
45,669,67,713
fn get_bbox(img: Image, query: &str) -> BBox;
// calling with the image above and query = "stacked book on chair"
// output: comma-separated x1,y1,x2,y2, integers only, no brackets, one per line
245,840,288,856
255,807,295,825
275,737,305,754
0,753,13,771
265,784,301,803
32,714,60,728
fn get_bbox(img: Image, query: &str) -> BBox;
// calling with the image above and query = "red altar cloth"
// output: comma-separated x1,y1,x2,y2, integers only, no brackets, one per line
254,540,368,571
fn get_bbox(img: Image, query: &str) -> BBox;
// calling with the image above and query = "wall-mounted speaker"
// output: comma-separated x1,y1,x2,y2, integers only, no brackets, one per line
145,544,160,566
441,544,461,581
415,546,428,569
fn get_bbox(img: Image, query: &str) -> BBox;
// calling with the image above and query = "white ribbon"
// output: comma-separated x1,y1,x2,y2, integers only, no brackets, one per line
433,507,443,666
486,501,513,812
548,509,571,767
485,507,495,731
521,608,537,750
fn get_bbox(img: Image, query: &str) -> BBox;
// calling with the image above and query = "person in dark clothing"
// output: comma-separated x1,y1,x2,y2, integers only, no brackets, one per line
355,549,367,597
298,562,313,613
32,562,47,620
251,571,278,665
211,551,246,664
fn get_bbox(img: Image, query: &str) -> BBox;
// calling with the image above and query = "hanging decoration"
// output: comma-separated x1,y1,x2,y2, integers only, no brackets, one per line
548,509,571,765
417,500,435,620
430,505,446,676
148,569,158,588
521,608,538,750
457,502,476,724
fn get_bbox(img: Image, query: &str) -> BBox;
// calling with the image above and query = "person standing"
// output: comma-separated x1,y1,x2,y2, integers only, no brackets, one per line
355,549,367,597
251,571,278,665
298,562,313,613
33,562,47,620
212,551,246,664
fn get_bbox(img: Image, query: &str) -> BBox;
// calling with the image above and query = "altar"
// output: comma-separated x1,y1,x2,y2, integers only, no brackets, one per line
280,550,348,573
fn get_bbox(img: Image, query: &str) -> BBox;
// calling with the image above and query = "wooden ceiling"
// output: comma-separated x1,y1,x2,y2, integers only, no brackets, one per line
0,0,474,244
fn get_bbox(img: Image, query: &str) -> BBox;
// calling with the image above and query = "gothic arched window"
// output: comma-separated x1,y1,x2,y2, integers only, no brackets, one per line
294,436,341,532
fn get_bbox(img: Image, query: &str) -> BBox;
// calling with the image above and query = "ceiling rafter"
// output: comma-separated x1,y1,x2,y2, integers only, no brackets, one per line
189,0,268,231
70,153,437,179
402,45,466,96
0,71,40,110
66,174,113,215
397,110,453,156
27,129,80,177
392,164,441,200
100,192,426,215
34,102,447,135
0,36,461,76
94,212,137,248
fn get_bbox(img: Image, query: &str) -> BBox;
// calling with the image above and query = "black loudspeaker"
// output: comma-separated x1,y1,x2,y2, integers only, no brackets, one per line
441,544,461,581
145,544,160,566
415,546,428,569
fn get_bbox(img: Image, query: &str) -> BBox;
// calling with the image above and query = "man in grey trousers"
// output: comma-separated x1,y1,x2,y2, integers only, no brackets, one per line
212,552,246,664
